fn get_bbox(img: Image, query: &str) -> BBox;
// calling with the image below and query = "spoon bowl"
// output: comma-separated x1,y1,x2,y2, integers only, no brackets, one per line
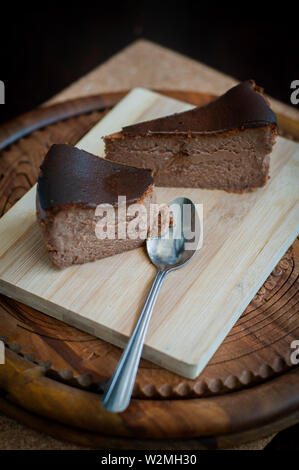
147,196,200,271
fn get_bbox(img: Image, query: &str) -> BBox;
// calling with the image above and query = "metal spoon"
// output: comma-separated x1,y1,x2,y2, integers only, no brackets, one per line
101,197,200,413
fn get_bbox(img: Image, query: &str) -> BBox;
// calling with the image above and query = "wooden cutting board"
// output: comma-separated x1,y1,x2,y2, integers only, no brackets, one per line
0,88,298,379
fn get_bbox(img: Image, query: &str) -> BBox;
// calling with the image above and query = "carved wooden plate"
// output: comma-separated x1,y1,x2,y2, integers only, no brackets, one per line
0,90,298,448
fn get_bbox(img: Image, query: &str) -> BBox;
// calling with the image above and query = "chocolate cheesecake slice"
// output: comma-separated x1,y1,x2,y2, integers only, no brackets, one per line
36,144,155,268
104,81,278,192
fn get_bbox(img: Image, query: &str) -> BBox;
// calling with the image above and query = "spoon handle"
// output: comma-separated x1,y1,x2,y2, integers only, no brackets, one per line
101,270,166,413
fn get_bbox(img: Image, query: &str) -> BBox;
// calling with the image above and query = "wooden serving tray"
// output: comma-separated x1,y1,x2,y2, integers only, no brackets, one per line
0,90,299,449
1,88,298,379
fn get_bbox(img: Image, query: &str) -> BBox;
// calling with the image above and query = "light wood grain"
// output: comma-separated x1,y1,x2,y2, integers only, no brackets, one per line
0,88,298,378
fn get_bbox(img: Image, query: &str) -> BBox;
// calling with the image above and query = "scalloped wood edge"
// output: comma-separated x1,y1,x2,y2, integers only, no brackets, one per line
0,348,299,444
0,333,293,399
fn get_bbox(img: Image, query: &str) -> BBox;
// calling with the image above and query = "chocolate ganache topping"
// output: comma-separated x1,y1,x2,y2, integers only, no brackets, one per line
37,144,154,211
122,80,277,136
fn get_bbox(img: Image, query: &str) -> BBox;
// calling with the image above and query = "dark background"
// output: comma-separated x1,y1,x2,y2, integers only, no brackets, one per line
0,2,298,125
0,1,298,450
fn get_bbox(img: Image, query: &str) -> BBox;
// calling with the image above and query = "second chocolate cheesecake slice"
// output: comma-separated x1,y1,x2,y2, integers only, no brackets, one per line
36,144,156,269
104,81,278,192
